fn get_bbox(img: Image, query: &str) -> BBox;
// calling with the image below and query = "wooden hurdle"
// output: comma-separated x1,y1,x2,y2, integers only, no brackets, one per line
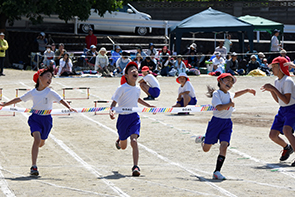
94,100,111,115
63,87,90,100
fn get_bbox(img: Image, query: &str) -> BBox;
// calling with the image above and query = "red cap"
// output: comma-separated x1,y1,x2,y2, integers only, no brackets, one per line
176,73,190,84
124,62,138,75
270,56,289,76
141,66,150,72
33,69,45,83
217,73,236,83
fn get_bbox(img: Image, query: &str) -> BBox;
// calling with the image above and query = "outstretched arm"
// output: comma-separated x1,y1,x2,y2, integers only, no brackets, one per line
234,88,256,98
138,98,155,108
215,99,234,111
0,98,22,107
261,83,290,104
284,62,295,69
60,99,77,112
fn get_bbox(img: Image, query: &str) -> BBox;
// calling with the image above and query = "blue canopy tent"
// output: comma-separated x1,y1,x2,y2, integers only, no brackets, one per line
169,8,255,54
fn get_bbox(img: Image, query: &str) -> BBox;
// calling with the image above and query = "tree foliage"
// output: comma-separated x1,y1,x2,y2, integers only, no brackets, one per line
0,0,124,30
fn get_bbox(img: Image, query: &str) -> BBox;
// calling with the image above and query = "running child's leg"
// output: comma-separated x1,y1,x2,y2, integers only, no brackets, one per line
202,143,212,152
283,126,295,150
130,134,139,166
119,139,128,150
215,141,228,172
139,82,151,96
32,131,42,166
269,129,288,147
40,140,45,147
182,93,192,107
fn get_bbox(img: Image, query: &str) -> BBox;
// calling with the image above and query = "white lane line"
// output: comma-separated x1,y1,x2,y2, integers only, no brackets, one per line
5,90,130,197
80,113,237,197
0,168,117,197
0,166,16,197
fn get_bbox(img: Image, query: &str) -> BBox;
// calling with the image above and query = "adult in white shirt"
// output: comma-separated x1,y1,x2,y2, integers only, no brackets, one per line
270,29,282,62
224,34,232,54
212,52,225,74
57,53,73,76
214,41,227,58
138,66,161,100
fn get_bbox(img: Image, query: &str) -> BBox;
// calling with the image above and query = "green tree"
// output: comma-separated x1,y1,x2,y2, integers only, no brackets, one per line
0,0,123,32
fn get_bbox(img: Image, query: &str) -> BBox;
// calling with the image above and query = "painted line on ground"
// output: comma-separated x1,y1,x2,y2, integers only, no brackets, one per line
0,166,16,197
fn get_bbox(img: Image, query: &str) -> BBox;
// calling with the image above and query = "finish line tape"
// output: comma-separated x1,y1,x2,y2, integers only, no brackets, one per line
0,105,219,115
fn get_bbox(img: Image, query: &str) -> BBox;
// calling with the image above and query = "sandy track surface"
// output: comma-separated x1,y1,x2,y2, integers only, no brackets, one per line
0,69,295,197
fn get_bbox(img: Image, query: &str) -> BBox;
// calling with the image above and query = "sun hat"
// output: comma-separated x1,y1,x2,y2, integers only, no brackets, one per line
99,47,106,52
40,32,45,36
141,66,150,72
33,69,45,83
90,45,97,49
177,54,182,59
231,52,237,56
258,52,265,57
269,56,289,76
190,43,197,49
115,45,121,50
0,32,4,36
217,73,237,84
176,73,190,84
280,49,287,54
215,52,221,57
250,55,257,59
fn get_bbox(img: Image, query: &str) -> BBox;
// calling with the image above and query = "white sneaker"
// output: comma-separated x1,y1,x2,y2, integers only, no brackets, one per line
213,171,226,180
195,135,205,143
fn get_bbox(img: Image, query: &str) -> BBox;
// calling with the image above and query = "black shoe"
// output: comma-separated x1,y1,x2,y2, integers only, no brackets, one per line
280,145,293,161
291,161,295,167
143,96,154,100
132,165,140,176
30,166,39,176
115,139,121,150
0,73,5,76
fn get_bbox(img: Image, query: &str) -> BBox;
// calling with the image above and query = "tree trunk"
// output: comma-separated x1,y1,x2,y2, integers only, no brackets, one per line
0,13,7,33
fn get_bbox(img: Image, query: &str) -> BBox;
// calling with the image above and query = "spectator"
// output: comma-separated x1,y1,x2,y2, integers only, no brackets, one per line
55,43,67,66
136,46,147,60
87,45,99,65
146,43,157,57
51,43,57,53
85,28,97,49
57,53,74,76
134,53,143,68
257,52,265,65
159,46,170,69
150,52,157,65
224,34,232,54
35,32,48,53
226,52,244,75
247,55,260,73
244,45,257,62
95,47,111,76
43,45,55,67
260,58,271,76
184,43,197,56
174,55,187,75
212,52,225,73
111,45,121,66
187,49,198,68
0,32,8,76
116,51,131,74
214,41,227,58
141,57,156,73
280,49,291,62
160,55,174,76
269,29,282,62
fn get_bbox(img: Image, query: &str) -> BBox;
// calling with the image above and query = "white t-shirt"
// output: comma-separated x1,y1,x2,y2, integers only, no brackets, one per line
212,57,225,66
274,75,295,107
20,87,62,112
224,39,232,53
215,46,227,58
212,89,235,119
143,74,160,89
178,81,196,98
271,36,280,52
111,83,141,114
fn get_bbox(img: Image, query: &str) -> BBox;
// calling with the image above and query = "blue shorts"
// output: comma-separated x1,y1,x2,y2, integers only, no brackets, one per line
116,113,141,141
177,97,197,107
204,116,233,145
148,87,160,98
271,104,295,134
28,113,52,140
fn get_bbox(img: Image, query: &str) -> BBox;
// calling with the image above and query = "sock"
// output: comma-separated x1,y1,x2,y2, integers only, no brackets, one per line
214,155,225,172
284,144,290,150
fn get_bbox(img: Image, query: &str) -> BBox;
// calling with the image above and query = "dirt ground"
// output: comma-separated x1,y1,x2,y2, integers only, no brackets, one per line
0,69,295,197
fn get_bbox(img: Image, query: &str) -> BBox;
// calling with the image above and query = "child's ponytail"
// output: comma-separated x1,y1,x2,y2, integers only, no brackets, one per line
206,85,216,98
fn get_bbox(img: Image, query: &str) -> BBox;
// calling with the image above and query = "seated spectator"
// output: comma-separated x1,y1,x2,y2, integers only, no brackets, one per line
135,53,143,68
146,43,157,57
87,45,98,65
150,52,158,65
136,46,147,60
57,53,74,76
244,45,257,62
116,51,131,74
55,43,67,66
43,45,55,67
85,28,97,49
111,45,121,66
160,55,174,76
214,41,227,58
211,52,225,75
184,43,197,56
257,52,265,65
141,57,156,74
95,47,111,76
51,43,57,53
174,55,187,75
260,58,270,76
280,49,291,62
187,49,198,68
159,46,170,68
226,52,244,75
247,55,260,73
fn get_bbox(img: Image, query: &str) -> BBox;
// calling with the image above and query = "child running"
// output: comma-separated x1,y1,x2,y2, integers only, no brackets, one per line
109,62,155,176
261,57,295,166
0,68,76,176
196,73,255,179
172,73,197,107
138,66,161,100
